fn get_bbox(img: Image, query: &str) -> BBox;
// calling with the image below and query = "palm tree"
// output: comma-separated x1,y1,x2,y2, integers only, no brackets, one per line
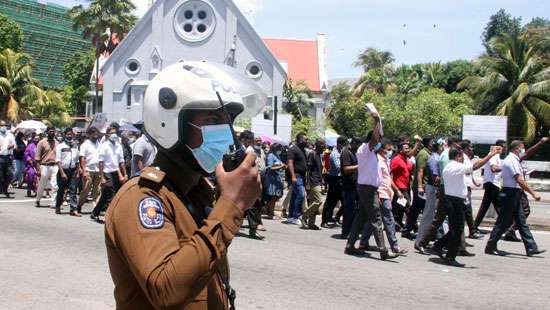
459,32,550,142
352,48,395,96
69,0,138,112
0,48,42,122
283,79,313,120
353,47,395,72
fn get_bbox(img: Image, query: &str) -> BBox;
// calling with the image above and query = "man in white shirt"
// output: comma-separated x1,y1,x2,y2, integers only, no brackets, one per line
0,120,15,197
345,110,398,260
131,134,157,177
485,140,545,257
432,147,500,267
90,126,127,223
474,139,506,233
54,128,80,216
459,140,482,239
78,127,102,210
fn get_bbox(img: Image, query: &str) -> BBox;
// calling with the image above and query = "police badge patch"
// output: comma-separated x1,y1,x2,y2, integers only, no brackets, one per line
138,197,164,229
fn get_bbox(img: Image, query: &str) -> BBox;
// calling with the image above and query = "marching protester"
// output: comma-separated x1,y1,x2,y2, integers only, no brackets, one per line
345,108,399,260
460,139,482,239
131,132,157,177
431,146,502,266
321,136,345,228
0,120,15,198
303,139,325,230
390,141,413,232
35,126,59,207
360,138,406,255
90,125,127,223
13,131,26,188
340,137,360,238
485,140,546,257
287,132,309,225
241,130,265,240
78,127,101,210
473,139,506,233
24,134,40,197
54,128,80,216
265,143,286,219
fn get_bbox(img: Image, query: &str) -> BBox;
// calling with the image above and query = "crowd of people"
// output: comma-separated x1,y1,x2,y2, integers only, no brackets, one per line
2,109,548,267
236,110,549,267
0,120,157,223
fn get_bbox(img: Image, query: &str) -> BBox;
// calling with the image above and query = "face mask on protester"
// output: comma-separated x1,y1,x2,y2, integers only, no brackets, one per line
55,136,63,142
385,150,393,158
0,127,6,134
187,122,234,174
374,142,382,152
109,133,118,143
519,148,526,157
128,137,136,144
65,136,73,143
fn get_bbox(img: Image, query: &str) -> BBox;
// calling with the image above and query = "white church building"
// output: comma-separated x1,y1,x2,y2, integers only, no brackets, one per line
99,0,287,123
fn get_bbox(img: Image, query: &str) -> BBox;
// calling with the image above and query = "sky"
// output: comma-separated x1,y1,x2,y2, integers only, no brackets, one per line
50,0,549,79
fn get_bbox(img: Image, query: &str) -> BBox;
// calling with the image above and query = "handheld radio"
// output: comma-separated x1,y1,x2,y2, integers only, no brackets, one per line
216,91,246,172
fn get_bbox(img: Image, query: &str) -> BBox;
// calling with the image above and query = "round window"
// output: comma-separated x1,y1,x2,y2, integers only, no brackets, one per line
246,61,263,79
174,0,216,43
125,59,141,75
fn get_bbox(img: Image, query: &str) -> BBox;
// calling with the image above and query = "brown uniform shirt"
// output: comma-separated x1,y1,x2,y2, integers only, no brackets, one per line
105,163,243,310
35,138,58,165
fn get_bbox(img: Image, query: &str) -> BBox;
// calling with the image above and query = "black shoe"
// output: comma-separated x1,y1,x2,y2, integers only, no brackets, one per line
414,243,427,254
476,229,488,235
35,201,41,208
90,214,104,224
380,250,399,260
526,249,546,257
358,245,379,252
484,244,499,255
430,245,444,259
344,246,364,256
457,250,475,257
334,218,342,226
503,232,521,242
401,231,416,240
55,208,61,215
321,223,334,229
444,258,465,267
4,192,10,198
249,231,265,240
308,224,321,230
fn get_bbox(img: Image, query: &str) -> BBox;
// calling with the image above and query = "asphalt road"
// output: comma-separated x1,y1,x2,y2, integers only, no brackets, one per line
1,190,550,310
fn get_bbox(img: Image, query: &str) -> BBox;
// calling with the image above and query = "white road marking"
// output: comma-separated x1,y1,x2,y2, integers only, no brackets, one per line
0,198,53,203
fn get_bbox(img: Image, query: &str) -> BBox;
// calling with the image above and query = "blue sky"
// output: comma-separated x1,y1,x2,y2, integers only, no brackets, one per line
50,0,549,78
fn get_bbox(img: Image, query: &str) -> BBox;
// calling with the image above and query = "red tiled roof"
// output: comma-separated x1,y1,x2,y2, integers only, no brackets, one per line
263,38,320,92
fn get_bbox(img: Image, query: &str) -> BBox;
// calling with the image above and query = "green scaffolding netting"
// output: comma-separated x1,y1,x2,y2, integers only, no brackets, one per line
0,0,92,88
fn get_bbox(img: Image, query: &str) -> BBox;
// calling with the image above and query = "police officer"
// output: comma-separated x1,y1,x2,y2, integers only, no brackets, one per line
105,62,262,309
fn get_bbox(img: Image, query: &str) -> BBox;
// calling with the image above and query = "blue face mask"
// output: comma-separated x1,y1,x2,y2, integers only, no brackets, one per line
374,142,382,152
188,123,234,173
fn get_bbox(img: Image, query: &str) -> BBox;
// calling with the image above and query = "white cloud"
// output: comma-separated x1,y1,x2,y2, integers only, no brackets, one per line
132,0,265,24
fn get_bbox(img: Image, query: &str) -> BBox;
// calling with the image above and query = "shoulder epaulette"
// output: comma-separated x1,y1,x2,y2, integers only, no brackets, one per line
138,167,166,190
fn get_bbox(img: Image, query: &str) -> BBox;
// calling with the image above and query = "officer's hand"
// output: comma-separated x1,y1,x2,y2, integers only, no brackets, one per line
216,152,261,212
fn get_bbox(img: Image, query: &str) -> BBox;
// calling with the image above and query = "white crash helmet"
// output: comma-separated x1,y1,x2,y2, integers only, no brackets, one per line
143,61,267,150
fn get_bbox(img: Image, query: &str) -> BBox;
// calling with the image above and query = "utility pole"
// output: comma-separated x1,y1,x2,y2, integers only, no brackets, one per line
273,96,278,135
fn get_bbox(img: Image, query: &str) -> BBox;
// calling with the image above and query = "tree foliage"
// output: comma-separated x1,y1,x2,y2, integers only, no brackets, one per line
63,49,95,115
0,14,23,53
482,9,522,55
283,79,313,120
459,32,550,142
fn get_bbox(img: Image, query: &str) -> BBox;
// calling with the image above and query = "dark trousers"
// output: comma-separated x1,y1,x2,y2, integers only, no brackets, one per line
392,188,410,229
92,172,121,217
487,188,538,252
347,185,387,252
322,175,343,224
434,195,465,260
0,156,13,194
464,188,475,235
474,182,502,228
56,168,79,212
403,188,425,234
246,199,263,231
342,188,358,237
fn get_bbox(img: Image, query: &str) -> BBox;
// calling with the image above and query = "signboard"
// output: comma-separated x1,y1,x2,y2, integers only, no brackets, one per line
251,114,292,144
462,115,507,144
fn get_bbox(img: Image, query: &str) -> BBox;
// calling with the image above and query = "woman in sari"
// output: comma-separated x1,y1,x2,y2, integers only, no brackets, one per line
24,134,40,197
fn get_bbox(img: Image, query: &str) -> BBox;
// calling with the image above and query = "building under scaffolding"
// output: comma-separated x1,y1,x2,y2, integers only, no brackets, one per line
0,0,91,88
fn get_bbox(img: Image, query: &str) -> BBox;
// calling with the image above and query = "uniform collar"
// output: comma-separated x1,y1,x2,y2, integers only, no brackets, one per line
153,151,202,195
